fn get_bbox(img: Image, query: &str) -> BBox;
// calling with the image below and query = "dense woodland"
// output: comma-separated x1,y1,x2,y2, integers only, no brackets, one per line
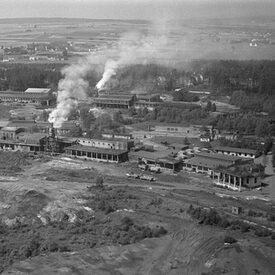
0,61,275,136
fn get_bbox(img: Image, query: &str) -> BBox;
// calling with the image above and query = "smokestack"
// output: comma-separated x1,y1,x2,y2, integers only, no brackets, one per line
49,123,56,139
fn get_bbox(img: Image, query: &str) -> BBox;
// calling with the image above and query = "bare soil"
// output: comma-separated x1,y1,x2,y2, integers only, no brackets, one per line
0,154,274,274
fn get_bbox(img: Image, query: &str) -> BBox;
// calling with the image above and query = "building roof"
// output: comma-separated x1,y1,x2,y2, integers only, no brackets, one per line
8,120,36,128
78,137,127,144
184,156,233,170
195,152,241,162
130,149,180,164
216,163,264,178
65,145,128,155
24,88,51,94
0,92,50,99
0,126,22,132
214,146,257,155
17,133,46,144
0,120,10,128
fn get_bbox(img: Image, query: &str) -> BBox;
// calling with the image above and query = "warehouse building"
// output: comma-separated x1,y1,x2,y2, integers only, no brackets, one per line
93,95,135,109
65,145,128,163
77,137,132,151
183,152,246,174
212,163,264,191
183,152,263,191
0,88,53,105
214,146,258,159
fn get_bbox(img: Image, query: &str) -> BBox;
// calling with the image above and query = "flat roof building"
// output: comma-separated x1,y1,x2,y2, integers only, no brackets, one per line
65,145,128,163
94,95,135,109
0,88,53,106
214,146,258,159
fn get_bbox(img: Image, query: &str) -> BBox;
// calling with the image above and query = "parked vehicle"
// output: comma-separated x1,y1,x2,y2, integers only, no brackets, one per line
139,174,156,181
138,164,148,171
148,166,161,173
126,172,140,179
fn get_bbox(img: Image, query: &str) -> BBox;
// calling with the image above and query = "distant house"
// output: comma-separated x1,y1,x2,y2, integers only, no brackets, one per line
214,146,257,159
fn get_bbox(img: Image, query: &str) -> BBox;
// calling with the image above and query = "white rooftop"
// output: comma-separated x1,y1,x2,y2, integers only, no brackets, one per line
24,88,51,94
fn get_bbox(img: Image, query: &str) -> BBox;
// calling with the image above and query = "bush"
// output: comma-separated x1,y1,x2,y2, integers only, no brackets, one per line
240,223,250,233
95,176,104,187
121,217,134,227
254,228,270,237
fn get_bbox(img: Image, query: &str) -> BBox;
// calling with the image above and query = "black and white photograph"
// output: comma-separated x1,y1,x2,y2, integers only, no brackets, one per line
0,0,274,274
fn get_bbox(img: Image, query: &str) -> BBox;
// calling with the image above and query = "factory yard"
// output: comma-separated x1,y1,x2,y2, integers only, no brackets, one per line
0,152,274,274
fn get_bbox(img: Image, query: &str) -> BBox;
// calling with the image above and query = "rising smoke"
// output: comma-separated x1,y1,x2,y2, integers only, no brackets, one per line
49,22,196,127
49,61,91,128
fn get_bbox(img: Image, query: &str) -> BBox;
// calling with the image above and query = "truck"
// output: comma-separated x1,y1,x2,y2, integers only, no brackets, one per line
138,164,148,171
126,172,140,179
148,165,161,173
139,174,156,181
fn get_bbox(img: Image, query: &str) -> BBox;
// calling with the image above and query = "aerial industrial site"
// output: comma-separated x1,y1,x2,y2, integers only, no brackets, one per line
0,1,274,274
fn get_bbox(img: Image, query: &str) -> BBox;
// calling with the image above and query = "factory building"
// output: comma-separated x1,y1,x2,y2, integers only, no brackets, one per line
130,150,182,172
212,163,264,191
65,145,128,163
93,95,135,109
77,137,131,151
183,152,263,191
183,152,245,175
0,88,53,105
0,127,24,140
214,146,258,159
0,133,47,152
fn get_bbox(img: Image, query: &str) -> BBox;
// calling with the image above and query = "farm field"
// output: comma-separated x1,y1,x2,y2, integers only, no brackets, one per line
1,17,275,63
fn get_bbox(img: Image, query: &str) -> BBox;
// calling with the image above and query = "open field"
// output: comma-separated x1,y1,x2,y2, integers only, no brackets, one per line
1,17,275,62
0,152,274,274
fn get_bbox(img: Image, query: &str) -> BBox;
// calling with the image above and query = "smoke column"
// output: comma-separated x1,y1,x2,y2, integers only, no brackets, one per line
96,32,170,90
49,61,91,128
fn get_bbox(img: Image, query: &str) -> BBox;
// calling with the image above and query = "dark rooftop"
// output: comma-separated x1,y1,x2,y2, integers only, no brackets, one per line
195,152,242,162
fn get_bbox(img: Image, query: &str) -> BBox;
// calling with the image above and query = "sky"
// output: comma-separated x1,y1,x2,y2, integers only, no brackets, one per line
0,0,275,20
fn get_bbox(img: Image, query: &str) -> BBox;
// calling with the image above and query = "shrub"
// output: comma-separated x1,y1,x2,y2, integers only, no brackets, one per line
95,176,104,188
254,228,270,237
240,223,250,233
121,217,134,227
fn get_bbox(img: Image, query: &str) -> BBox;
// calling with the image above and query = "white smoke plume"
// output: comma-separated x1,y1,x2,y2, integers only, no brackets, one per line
49,21,198,127
49,61,91,128
89,107,107,118
96,32,171,90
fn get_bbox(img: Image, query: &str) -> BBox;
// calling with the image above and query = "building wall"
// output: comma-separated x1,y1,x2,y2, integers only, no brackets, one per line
78,138,128,151
216,150,255,159
65,148,128,163
0,130,21,140
0,142,40,152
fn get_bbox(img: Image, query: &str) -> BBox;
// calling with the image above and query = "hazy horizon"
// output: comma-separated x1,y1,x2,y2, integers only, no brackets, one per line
1,0,275,21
